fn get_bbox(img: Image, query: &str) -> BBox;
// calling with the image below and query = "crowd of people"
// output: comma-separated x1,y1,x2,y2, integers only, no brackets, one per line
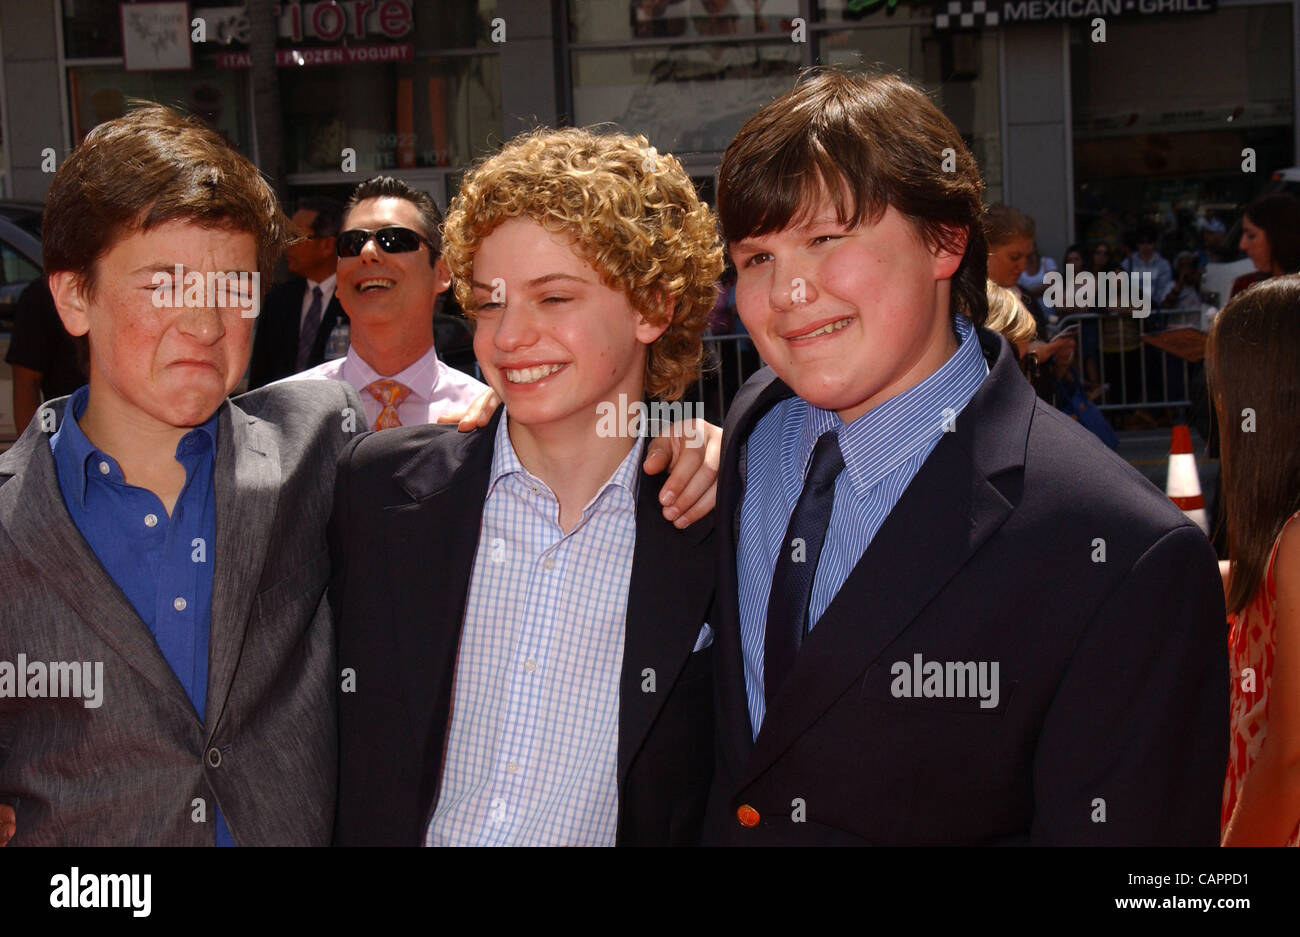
0,68,1297,848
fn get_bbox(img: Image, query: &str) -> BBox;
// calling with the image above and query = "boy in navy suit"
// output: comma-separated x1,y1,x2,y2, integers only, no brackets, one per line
706,70,1227,845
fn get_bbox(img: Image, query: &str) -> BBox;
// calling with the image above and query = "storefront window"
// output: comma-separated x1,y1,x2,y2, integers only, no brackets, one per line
280,54,500,175
569,0,798,43
1070,4,1294,259
67,65,251,153
412,0,498,49
817,0,926,25
818,25,1002,201
63,0,126,59
571,41,802,155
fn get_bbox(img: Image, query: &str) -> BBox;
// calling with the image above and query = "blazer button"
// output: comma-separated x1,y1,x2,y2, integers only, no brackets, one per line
206,747,222,768
736,804,760,828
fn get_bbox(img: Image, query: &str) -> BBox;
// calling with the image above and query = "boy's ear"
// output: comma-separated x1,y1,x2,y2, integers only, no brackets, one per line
635,296,673,346
47,271,92,338
932,224,969,280
433,255,453,295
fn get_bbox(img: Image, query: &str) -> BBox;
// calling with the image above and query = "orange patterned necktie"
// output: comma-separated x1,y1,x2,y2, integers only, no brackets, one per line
364,379,412,430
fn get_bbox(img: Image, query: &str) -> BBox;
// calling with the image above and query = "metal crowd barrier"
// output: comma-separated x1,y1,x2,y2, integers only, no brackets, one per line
1052,308,1205,414
687,311,1207,423
690,332,765,424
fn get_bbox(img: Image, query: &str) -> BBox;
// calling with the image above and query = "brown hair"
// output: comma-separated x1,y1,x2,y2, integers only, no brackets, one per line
717,68,987,326
984,203,1036,248
43,101,292,298
344,175,444,265
1206,274,1300,613
1243,193,1300,275
442,127,724,400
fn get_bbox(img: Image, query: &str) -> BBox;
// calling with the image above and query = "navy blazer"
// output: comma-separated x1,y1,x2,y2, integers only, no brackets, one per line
705,326,1228,845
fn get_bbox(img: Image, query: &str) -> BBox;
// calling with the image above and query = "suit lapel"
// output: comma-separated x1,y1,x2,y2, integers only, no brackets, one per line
618,470,714,786
204,401,282,733
714,370,797,779
0,401,197,717
737,331,1036,789
383,414,498,820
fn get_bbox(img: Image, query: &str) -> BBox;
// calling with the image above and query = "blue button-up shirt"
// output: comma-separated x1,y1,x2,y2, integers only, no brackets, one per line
50,385,233,846
737,315,990,737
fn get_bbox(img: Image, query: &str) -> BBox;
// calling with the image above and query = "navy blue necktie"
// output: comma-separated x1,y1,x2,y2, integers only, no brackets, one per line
764,429,845,707
296,286,324,370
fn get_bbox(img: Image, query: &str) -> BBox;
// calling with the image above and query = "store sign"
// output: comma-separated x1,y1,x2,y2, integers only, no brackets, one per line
122,2,194,71
215,42,412,67
194,1,413,46
933,0,1215,29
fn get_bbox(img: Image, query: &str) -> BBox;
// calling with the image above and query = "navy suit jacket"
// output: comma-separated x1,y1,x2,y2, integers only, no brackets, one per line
705,326,1228,845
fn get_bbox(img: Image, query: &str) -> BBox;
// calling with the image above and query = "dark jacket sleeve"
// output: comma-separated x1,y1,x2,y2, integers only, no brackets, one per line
1030,524,1229,845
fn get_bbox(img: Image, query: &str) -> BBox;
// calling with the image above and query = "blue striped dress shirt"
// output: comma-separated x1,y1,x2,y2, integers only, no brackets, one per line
426,413,645,846
737,316,989,737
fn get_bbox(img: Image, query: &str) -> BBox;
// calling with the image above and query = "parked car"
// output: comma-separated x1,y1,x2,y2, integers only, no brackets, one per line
0,200,43,239
0,210,44,448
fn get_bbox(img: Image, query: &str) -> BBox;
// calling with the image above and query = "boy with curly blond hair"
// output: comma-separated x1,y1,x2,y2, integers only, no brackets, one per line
332,127,725,845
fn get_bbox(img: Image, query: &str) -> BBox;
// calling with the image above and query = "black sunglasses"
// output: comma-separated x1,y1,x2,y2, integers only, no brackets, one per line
336,226,433,258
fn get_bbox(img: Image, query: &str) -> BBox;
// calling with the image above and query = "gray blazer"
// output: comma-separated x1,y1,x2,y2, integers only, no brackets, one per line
0,380,362,845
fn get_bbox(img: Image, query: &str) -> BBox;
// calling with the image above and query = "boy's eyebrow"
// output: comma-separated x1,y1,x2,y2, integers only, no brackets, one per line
793,212,845,230
729,215,844,250
130,263,256,275
469,273,591,289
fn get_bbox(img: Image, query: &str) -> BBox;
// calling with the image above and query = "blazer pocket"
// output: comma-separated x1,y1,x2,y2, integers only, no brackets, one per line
859,661,1017,715
254,548,331,619
676,645,714,687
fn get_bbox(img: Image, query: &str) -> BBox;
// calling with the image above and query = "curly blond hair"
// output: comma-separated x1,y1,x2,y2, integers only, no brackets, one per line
983,280,1038,350
442,127,724,400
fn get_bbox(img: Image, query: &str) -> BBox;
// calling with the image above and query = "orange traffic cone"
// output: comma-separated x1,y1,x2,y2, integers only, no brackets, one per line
1166,425,1208,535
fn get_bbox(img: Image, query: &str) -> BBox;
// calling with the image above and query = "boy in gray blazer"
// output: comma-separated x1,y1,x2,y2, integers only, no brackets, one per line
0,103,362,844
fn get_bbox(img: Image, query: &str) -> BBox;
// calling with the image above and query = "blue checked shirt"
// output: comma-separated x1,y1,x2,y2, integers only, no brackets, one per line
737,316,989,738
50,385,234,845
426,414,645,846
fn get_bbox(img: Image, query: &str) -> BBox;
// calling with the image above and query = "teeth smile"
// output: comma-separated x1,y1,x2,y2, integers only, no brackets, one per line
505,363,564,384
795,317,853,340
358,278,395,292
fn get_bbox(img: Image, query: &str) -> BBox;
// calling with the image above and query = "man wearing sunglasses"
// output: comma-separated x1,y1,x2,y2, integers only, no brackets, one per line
283,176,489,429
285,176,723,512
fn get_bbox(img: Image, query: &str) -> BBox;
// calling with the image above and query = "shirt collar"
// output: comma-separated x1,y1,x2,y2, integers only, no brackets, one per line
306,273,337,297
795,315,989,497
342,343,445,403
49,385,219,510
488,407,644,513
